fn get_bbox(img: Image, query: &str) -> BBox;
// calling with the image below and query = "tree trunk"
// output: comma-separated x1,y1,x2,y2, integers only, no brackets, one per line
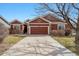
64,17,75,29
0,38,4,43
75,19,79,51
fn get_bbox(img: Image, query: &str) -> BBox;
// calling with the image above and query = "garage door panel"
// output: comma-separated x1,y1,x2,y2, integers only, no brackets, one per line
30,27,48,34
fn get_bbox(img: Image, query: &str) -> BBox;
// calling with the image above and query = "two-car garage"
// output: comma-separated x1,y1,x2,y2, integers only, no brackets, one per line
30,26,49,34
27,17,50,35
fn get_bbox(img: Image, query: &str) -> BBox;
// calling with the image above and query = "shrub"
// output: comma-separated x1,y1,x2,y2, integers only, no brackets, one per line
52,30,65,36
65,30,71,36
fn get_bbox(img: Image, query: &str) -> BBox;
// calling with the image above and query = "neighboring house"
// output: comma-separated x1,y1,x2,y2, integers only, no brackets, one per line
9,20,24,34
26,13,72,35
0,16,10,39
0,16,10,28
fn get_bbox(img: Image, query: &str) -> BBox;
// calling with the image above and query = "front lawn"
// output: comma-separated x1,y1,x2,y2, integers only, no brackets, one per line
53,36,79,55
0,34,26,55
3,35,25,44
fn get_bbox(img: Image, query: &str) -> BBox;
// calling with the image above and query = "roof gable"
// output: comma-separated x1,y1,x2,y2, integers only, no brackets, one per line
10,20,22,24
28,17,51,23
43,13,66,23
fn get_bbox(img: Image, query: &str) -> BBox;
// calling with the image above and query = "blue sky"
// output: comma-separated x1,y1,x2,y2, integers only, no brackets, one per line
0,3,76,23
0,3,39,22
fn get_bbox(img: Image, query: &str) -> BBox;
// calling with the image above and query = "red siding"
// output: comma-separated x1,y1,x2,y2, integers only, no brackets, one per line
51,24,57,30
30,18,48,23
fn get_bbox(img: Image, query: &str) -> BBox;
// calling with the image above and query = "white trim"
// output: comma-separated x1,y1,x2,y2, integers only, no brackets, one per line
28,26,31,34
27,12,53,23
57,23,65,30
30,26,49,27
28,26,50,35
48,26,50,34
10,24,23,25
27,17,39,23
40,17,51,23
10,24,22,25
30,23,49,24
27,23,30,34
29,22,67,24
26,12,66,24
52,22,67,24
49,23,51,34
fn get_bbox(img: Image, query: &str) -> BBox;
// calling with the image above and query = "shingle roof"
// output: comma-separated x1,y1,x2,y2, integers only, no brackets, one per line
0,16,9,25
0,16,10,28
42,13,66,23
10,19,22,24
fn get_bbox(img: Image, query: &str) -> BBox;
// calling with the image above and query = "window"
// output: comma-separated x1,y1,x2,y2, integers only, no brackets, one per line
14,25,20,30
58,23,65,30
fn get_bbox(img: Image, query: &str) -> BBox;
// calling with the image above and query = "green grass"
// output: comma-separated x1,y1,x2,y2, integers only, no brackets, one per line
3,35,25,44
53,36,79,55
0,34,26,55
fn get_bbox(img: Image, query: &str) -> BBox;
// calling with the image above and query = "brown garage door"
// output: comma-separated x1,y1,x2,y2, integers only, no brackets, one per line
30,27,48,34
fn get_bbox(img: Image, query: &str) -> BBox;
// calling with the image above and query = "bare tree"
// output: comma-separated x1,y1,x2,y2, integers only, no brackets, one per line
36,3,79,52
0,22,9,43
72,4,79,51
36,3,76,28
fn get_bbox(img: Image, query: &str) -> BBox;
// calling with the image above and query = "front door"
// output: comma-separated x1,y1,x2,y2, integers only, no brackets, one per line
23,25,27,34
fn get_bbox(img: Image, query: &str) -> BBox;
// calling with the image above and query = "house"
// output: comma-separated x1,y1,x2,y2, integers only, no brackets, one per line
26,13,72,35
0,16,10,28
9,13,72,36
0,16,10,39
9,20,24,34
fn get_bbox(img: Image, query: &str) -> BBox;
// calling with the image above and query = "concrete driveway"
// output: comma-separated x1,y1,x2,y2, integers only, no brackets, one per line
2,35,76,56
